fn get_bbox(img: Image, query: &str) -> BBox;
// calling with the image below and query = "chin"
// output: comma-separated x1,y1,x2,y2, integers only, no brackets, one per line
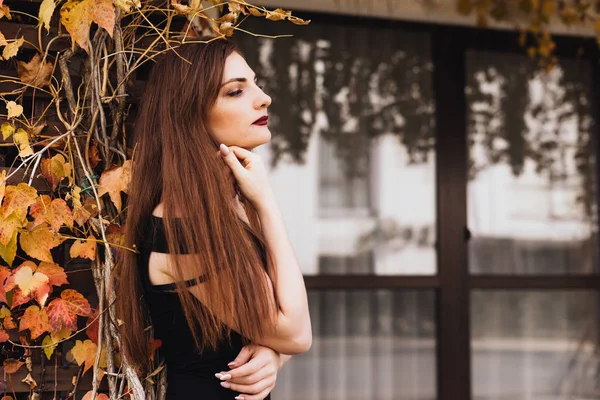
245,129,272,150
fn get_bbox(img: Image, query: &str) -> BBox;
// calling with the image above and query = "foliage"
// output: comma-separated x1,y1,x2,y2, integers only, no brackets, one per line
0,0,307,399
455,0,600,68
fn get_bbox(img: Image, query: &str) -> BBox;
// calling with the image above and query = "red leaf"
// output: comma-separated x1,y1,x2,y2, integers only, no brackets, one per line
82,392,109,400
47,289,91,332
85,309,99,345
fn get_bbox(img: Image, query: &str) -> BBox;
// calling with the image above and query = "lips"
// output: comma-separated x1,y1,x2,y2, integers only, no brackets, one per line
253,116,268,126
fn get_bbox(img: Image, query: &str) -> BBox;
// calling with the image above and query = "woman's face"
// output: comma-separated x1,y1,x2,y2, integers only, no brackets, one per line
207,52,272,150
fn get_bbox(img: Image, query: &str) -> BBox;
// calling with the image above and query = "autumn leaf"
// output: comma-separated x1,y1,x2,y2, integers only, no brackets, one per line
20,224,66,262
41,154,71,191
97,160,132,212
88,140,101,168
4,262,51,307
0,326,8,343
3,315,15,329
0,4,11,19
42,327,70,359
288,15,310,25
0,183,38,222
60,0,115,54
114,0,140,13
19,305,50,339
1,123,14,139
70,339,97,375
38,0,56,32
0,212,24,246
36,262,68,287
17,53,53,88
82,392,109,400
0,32,7,46
13,128,33,158
2,37,24,60
0,229,17,266
21,373,37,389
265,8,290,21
171,0,202,14
0,305,9,318
248,7,266,17
3,359,24,374
6,101,23,119
70,236,96,261
85,308,99,344
106,224,125,247
73,197,98,226
0,170,5,204
47,289,91,332
29,196,74,232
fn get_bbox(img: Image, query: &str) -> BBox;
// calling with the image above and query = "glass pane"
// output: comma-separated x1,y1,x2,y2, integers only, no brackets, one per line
466,51,598,274
471,290,600,399
235,18,436,276
274,290,436,400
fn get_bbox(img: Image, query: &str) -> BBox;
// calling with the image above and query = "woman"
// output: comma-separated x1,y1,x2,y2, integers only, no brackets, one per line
114,38,312,400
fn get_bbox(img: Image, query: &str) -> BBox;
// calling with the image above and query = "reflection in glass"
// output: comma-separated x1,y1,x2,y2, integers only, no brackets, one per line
466,51,598,274
471,291,600,399
274,290,436,400
235,19,437,276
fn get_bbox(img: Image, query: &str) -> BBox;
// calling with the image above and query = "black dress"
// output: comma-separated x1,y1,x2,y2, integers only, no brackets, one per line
137,215,271,399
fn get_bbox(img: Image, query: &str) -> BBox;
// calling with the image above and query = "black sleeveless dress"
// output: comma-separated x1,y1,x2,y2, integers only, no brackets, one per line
137,215,271,399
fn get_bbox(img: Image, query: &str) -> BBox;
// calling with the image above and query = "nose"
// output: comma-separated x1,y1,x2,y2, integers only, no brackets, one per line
255,87,271,109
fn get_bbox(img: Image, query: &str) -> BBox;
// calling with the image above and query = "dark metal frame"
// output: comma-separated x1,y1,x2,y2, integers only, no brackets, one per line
300,12,600,400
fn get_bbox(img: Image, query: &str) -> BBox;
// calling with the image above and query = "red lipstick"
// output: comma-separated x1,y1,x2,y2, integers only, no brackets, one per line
253,116,268,126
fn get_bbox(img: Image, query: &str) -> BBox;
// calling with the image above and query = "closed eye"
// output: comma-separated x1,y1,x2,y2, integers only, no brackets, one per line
227,89,243,97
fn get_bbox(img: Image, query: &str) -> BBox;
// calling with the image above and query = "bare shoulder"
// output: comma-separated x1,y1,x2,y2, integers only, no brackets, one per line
152,203,164,218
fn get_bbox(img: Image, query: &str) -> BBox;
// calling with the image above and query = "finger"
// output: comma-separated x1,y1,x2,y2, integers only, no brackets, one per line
219,144,246,175
222,356,267,379
228,368,272,386
220,378,271,395
236,386,274,400
228,146,256,166
228,345,254,369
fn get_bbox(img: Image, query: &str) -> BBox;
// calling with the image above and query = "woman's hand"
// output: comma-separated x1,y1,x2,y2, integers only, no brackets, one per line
219,144,276,212
216,344,281,400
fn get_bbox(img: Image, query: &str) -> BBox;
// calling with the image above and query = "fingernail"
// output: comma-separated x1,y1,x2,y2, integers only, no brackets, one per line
228,362,236,367
220,144,229,156
235,396,244,400
220,373,232,380
215,373,223,379
220,381,230,388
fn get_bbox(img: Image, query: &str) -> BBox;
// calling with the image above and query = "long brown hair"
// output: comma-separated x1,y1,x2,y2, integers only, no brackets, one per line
114,39,278,374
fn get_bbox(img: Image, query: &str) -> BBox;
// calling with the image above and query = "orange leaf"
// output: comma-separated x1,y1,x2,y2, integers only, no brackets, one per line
36,262,68,287
88,141,101,168
29,196,74,232
19,224,66,262
60,0,115,54
0,326,8,343
0,266,9,303
4,262,51,307
106,224,125,247
82,392,109,400
0,170,6,204
73,197,98,227
0,183,37,222
265,8,290,21
0,228,17,267
40,154,71,191
19,305,50,339
47,289,91,332
17,53,53,88
97,160,132,212
70,339,96,375
85,309,99,344
69,236,96,261
3,358,24,374
3,315,16,330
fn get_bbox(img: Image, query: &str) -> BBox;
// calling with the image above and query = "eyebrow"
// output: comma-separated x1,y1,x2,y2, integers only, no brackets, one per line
220,75,257,88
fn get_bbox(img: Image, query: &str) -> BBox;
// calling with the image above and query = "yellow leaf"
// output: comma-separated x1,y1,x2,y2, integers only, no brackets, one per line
60,0,115,54
38,0,56,32
0,32,7,46
0,229,17,266
97,160,131,212
17,53,53,88
69,236,96,261
1,5,12,20
0,183,38,223
13,128,33,158
21,372,37,389
6,101,23,119
19,305,50,339
248,7,265,17
19,224,66,262
114,0,140,13
0,170,6,204
1,123,14,139
42,328,70,359
70,339,97,375
265,8,290,21
0,212,24,247
4,262,51,306
2,37,24,60
0,305,10,319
